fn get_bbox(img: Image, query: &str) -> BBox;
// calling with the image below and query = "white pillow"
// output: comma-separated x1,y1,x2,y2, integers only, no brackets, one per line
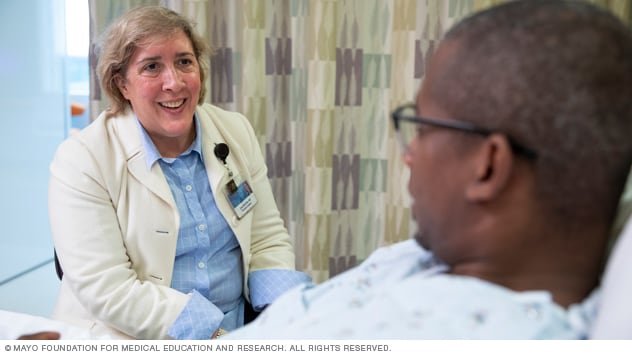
590,214,632,339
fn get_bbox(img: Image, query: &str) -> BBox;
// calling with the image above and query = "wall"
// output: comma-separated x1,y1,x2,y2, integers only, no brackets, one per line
0,0,67,316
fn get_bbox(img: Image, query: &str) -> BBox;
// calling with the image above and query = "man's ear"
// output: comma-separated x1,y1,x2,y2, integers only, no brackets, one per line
115,75,128,99
465,134,514,202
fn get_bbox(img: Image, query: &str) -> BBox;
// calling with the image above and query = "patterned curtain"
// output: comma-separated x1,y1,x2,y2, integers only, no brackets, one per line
88,0,632,283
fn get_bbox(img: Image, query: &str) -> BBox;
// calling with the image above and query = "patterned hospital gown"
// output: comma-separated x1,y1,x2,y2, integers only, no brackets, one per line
225,239,597,339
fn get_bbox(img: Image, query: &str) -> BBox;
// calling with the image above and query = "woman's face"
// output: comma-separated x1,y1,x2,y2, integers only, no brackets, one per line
117,30,200,155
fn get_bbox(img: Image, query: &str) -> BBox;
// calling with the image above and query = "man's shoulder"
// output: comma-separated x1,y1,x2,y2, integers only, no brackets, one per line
386,275,584,339
326,239,438,285
363,239,431,265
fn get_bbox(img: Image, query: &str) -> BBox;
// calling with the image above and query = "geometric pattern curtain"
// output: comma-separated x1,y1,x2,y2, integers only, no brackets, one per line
89,0,632,283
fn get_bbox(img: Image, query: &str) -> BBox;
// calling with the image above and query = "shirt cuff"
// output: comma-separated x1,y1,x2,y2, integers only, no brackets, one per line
168,290,224,340
248,269,312,311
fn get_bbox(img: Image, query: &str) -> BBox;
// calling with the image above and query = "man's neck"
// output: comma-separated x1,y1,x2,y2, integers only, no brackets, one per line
448,226,607,308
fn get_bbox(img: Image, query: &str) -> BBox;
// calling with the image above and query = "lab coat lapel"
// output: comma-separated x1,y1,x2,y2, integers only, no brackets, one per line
127,153,176,207
114,112,176,207
199,112,231,194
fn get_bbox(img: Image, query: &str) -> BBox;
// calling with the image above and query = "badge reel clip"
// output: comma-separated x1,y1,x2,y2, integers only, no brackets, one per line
214,143,257,219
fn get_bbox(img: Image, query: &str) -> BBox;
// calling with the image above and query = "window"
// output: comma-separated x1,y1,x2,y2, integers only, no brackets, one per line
65,0,90,131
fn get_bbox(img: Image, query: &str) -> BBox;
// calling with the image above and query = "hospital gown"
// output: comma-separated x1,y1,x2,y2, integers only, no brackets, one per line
225,239,596,339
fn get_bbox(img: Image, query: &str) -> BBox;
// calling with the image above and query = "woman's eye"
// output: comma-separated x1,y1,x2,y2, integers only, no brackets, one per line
143,63,159,72
177,58,196,68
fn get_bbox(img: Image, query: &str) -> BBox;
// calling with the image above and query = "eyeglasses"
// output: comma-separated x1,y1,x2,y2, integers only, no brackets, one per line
391,103,537,160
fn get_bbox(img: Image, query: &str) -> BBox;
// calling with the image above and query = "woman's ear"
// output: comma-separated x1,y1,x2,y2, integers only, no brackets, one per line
115,75,128,99
465,134,514,202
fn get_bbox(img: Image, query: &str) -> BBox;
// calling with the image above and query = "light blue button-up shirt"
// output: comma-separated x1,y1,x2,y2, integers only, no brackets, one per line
135,115,310,339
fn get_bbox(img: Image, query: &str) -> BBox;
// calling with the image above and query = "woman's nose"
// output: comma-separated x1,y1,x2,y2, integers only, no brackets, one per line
162,66,184,91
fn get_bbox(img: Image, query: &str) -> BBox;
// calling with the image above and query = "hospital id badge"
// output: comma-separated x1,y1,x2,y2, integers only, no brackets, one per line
223,176,257,219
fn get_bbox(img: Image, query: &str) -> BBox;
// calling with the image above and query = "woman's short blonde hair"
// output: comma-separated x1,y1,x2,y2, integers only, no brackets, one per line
96,6,210,119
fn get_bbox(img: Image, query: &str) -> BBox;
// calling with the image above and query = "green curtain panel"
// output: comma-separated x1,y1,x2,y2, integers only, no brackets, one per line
88,0,632,283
